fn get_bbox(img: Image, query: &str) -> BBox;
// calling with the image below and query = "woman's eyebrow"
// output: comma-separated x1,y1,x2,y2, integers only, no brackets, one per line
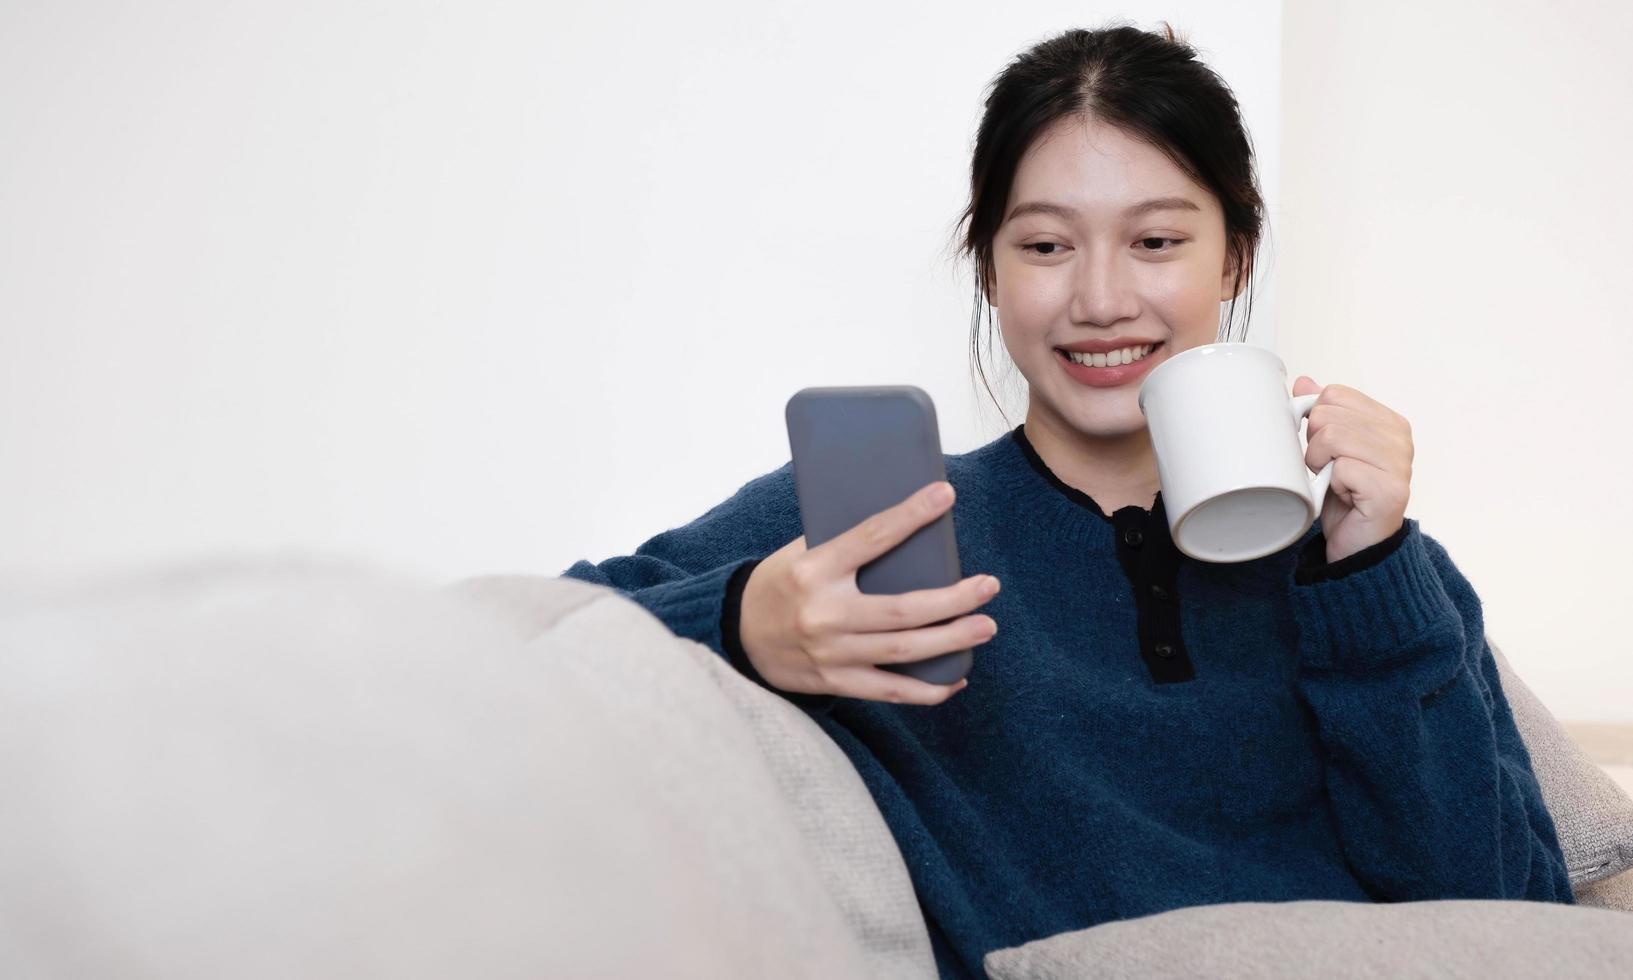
1004,197,1203,222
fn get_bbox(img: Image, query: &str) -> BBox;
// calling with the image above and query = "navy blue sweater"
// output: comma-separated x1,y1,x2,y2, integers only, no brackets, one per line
560,424,1574,978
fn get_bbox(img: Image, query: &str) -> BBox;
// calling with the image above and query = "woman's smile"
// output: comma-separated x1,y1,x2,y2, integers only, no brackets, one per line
1053,341,1166,388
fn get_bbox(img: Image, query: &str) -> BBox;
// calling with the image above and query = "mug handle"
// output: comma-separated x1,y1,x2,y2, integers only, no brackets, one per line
1289,393,1335,510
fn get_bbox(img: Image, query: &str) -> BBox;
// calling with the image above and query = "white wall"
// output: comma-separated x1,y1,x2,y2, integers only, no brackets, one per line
0,0,1280,579
1280,0,1633,722
7,2,1624,721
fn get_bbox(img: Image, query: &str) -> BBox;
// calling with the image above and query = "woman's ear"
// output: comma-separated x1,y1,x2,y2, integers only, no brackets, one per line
1219,247,1251,302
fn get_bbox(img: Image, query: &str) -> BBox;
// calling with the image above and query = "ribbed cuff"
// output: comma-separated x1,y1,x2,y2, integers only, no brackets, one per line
721,558,839,715
1291,519,1463,672
1295,520,1411,584
624,560,745,657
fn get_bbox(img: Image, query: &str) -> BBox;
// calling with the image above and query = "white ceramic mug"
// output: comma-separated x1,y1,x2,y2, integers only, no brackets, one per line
1137,343,1334,563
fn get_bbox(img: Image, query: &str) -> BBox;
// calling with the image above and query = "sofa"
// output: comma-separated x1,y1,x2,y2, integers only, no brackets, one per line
0,557,1629,978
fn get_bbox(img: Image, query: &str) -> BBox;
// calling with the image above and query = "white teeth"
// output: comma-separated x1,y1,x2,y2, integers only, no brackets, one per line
1065,344,1153,367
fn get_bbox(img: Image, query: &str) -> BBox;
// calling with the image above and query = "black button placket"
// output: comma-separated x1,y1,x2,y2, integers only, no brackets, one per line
1109,494,1195,684
1008,425,1196,685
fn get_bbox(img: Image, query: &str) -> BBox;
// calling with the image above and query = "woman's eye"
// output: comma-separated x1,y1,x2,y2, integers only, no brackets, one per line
1021,238,1185,256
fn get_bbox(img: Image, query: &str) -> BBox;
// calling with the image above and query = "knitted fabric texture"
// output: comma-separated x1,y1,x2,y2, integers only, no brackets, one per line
560,425,1575,980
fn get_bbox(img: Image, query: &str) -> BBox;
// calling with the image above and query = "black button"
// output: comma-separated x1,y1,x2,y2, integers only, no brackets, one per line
1122,528,1144,547
1154,642,1175,659
1149,583,1168,600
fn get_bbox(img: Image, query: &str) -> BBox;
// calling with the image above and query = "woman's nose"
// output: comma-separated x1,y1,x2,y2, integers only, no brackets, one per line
1068,241,1141,327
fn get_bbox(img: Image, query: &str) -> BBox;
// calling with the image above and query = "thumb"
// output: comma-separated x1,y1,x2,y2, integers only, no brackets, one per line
1291,375,1323,398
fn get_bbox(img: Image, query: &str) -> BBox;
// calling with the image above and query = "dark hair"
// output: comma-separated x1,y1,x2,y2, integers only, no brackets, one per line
948,21,1267,425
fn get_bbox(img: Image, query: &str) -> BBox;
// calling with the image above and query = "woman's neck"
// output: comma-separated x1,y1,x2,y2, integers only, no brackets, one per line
1022,410,1162,515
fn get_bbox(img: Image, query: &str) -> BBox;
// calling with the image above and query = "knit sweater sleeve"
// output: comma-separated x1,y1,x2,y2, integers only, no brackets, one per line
1288,518,1575,904
556,461,838,714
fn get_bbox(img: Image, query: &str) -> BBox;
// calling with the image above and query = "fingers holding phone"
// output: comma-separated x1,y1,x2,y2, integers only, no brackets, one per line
738,479,1001,706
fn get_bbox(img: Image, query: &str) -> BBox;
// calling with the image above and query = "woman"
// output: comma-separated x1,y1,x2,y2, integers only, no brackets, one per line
561,22,1574,979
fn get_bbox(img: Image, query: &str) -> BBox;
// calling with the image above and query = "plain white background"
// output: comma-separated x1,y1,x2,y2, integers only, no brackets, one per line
1,1,1627,721
1279,0,1633,725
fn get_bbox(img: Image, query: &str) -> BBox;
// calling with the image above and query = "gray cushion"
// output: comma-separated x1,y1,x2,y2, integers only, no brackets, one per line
984,899,1633,979
1488,638,1633,889
1576,869,1633,911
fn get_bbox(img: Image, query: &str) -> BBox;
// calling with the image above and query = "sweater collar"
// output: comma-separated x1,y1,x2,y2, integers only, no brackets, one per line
965,423,1153,553
1006,423,1162,526
986,423,1320,569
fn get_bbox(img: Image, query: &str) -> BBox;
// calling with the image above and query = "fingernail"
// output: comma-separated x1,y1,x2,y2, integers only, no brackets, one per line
931,483,954,505
982,576,1000,595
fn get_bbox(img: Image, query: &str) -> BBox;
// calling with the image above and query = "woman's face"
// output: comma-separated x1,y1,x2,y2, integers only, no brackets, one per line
990,113,1243,442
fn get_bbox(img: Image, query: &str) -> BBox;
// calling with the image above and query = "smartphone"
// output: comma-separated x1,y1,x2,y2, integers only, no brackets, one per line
784,385,972,685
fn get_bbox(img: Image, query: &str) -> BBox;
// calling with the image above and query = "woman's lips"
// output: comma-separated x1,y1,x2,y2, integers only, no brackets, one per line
1054,343,1164,388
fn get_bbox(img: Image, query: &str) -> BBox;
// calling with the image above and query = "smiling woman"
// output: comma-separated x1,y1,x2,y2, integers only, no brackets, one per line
559,20,1580,980
983,115,1230,506
947,26,1267,511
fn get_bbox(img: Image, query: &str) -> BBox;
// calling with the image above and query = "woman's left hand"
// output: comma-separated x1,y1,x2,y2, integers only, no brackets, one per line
1290,376,1413,565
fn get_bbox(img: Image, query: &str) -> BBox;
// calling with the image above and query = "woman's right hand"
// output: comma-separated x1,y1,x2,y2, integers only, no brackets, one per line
737,480,1000,705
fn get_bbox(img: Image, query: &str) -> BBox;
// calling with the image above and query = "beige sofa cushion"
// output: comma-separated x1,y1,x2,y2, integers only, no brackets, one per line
452,573,937,980
984,899,1633,980
0,560,920,979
